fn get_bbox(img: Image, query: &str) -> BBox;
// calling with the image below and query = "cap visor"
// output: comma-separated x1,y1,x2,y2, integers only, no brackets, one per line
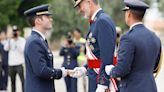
122,7,130,11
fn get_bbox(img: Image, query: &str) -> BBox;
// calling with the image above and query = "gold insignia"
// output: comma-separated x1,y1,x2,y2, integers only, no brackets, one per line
36,11,49,15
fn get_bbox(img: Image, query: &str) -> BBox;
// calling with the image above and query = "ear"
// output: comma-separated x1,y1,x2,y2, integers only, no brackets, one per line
35,17,42,25
128,10,131,18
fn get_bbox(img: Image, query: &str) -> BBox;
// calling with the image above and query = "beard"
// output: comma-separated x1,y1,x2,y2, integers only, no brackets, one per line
83,3,90,19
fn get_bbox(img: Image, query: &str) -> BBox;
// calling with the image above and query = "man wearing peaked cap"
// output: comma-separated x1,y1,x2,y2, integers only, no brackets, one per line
122,0,149,11
24,4,67,92
70,0,118,92
74,0,83,7
105,0,161,92
24,4,52,16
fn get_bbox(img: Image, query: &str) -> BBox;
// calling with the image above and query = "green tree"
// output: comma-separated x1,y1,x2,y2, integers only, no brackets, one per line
0,0,21,30
101,0,126,29
0,0,51,30
50,0,88,41
158,0,164,15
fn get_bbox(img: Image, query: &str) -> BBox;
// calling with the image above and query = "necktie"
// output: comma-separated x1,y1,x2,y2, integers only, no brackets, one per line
45,39,48,45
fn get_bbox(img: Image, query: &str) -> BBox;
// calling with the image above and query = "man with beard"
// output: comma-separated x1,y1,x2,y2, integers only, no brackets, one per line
70,0,117,92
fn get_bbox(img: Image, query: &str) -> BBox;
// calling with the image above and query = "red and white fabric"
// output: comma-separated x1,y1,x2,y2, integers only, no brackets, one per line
86,43,118,92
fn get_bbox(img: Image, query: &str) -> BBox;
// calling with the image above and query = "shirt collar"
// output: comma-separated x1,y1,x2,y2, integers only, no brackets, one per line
32,28,46,40
129,22,143,30
91,8,102,21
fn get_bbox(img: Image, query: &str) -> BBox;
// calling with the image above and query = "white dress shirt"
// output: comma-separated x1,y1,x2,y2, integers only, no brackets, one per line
32,28,46,40
129,22,143,30
4,37,26,66
91,8,102,20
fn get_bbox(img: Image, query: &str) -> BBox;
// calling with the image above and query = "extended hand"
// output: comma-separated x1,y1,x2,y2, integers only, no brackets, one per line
61,67,68,77
105,65,114,75
95,84,108,92
69,67,87,78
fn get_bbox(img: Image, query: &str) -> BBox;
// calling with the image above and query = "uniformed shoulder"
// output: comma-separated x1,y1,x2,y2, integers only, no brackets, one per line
26,34,43,48
149,30,161,44
96,13,115,27
120,32,134,43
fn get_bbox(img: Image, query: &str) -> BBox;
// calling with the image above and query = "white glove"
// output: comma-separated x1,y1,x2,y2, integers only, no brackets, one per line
95,84,108,92
70,67,87,78
61,67,68,77
105,65,114,75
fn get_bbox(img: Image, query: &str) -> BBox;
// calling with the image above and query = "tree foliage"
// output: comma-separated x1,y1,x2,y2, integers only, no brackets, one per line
0,0,21,30
1,0,160,41
0,0,51,30
50,0,88,40
158,0,164,15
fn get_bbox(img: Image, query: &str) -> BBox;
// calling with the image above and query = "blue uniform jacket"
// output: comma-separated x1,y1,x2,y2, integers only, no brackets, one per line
59,47,79,69
0,43,8,67
110,24,161,92
0,43,3,71
24,31,62,92
85,10,116,86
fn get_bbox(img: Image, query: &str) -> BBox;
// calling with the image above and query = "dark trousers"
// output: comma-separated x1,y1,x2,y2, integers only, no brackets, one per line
9,65,24,92
88,77,97,92
0,65,8,90
0,62,3,90
64,76,77,92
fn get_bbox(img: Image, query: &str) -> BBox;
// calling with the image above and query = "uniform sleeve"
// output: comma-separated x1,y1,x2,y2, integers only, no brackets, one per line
27,40,62,79
97,19,116,86
110,35,135,78
153,43,161,73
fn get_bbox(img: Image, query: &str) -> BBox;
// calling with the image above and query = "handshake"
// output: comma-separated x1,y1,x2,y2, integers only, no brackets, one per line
61,67,87,78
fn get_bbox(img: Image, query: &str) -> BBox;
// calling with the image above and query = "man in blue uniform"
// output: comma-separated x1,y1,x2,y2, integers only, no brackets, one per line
70,0,117,92
0,31,8,91
59,34,79,92
24,4,67,92
0,37,3,90
105,0,161,92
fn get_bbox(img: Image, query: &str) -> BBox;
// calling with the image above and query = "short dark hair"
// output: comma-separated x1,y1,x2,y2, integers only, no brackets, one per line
74,28,82,34
27,16,36,26
27,15,43,26
131,9,146,21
